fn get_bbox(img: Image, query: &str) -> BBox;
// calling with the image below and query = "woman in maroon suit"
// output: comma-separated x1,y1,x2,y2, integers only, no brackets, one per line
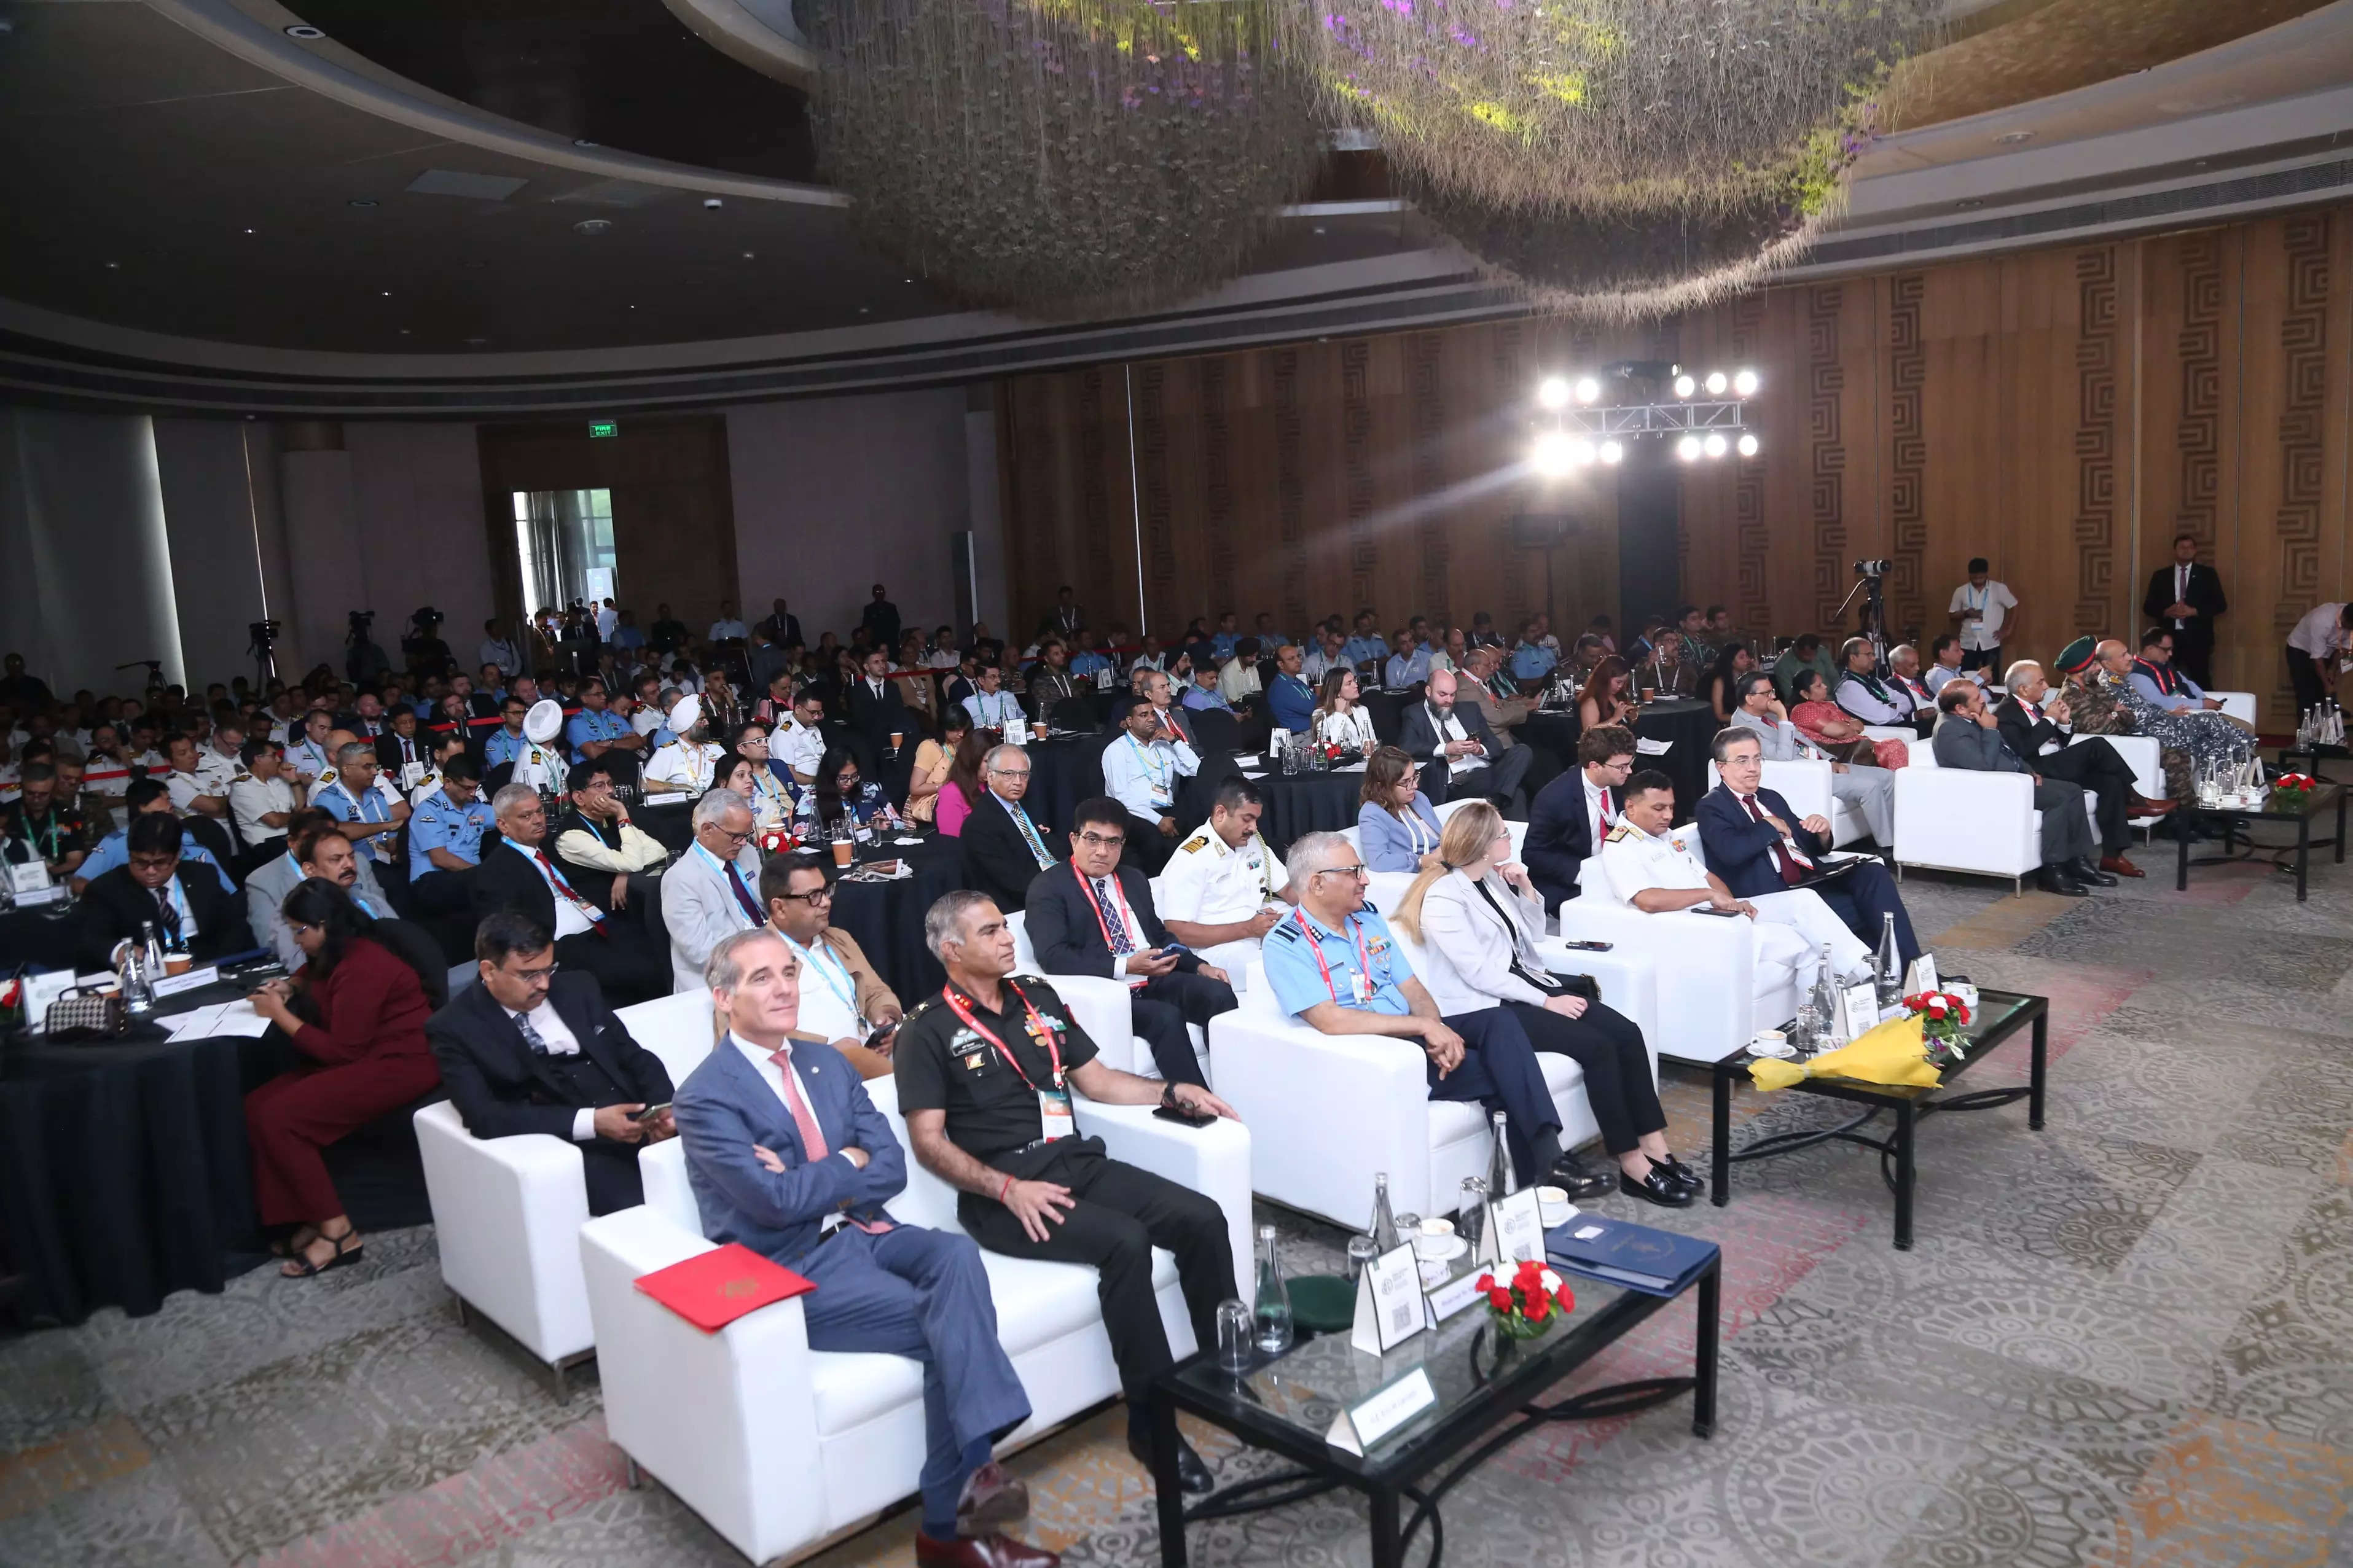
243,879,441,1276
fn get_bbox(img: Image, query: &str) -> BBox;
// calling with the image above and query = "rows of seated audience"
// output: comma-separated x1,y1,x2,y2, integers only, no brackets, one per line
0,580,2264,1566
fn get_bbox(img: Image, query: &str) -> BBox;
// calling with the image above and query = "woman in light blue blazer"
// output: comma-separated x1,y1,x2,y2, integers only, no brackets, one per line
1357,745,1445,872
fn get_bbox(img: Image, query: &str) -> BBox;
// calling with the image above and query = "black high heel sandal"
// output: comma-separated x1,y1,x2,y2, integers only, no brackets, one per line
282,1228,364,1278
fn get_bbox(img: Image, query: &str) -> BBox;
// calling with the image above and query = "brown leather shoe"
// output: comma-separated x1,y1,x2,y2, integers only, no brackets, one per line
2100,854,2146,879
916,1531,1060,1567
2132,796,2177,815
957,1461,1030,1532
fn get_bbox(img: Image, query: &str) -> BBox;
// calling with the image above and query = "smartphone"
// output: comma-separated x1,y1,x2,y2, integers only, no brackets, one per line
1157,941,1190,958
1557,939,1615,951
632,1102,673,1124
1153,1102,1216,1128
863,1017,900,1050
1692,905,1745,918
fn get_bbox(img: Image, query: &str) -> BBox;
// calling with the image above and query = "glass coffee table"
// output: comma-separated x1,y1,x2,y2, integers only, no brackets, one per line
1148,1249,1718,1567
2177,782,2344,901
1695,988,2048,1250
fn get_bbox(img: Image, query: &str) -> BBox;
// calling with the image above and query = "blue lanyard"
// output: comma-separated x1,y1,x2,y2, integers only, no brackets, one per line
779,931,857,1016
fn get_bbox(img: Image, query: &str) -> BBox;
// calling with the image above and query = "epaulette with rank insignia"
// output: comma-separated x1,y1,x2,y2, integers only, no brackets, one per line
317,767,338,788
1178,832,1210,854
1265,919,1302,944
1604,822,1634,842
231,770,254,784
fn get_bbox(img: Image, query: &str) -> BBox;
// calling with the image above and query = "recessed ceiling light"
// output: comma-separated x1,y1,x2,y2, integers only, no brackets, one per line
858,307,871,314
1956,198,1984,209
573,138,600,148
466,337,488,345
1994,130,2035,144
399,329,411,336
573,218,613,235
741,251,755,259
703,198,723,209
1312,225,1326,235
381,290,391,297
284,24,326,39
105,261,119,270
348,198,377,208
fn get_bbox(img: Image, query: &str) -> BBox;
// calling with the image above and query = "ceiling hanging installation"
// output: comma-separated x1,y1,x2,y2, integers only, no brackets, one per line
1286,0,1944,314
807,0,1319,318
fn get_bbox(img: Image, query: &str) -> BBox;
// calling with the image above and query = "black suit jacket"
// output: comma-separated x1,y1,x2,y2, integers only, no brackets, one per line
847,677,908,751
1694,784,1831,902
1524,770,1612,910
471,837,616,932
2142,561,2226,644
1993,697,2065,767
428,972,673,1215
1396,699,1505,769
1024,861,1202,979
961,790,1065,913
77,865,254,970
375,731,429,775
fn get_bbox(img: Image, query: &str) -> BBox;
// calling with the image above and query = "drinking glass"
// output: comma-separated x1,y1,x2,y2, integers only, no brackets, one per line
1215,1300,1254,1370
1345,1235,1380,1282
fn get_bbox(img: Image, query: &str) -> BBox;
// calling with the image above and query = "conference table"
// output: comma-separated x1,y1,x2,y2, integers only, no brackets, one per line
1630,698,1720,816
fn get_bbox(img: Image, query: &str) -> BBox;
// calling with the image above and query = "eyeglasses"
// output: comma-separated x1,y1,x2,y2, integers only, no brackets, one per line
775,886,832,907
989,766,1032,780
1596,759,1634,773
716,826,754,844
1078,830,1127,848
1314,864,1370,881
505,961,560,983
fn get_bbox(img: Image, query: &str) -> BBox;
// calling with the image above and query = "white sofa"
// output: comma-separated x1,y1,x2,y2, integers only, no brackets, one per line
1209,940,1657,1228
1890,729,2157,894
1551,819,1801,1067
1006,910,1206,1082
1705,756,1868,847
2210,690,2258,727
579,1072,1253,1566
413,988,727,1397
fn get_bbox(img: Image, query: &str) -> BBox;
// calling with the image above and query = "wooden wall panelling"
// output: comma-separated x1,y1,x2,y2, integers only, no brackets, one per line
1915,262,2008,657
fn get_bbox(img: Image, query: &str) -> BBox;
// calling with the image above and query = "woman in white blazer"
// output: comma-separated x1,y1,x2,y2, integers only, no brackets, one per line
1311,668,1380,752
1390,801,1696,1209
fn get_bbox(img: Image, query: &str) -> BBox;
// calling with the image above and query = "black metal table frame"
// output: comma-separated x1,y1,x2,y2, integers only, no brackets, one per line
2175,786,2345,902
1702,992,2048,1250
1151,1258,1719,1568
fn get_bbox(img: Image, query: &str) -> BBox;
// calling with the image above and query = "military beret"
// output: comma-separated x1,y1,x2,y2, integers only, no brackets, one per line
2053,636,2097,676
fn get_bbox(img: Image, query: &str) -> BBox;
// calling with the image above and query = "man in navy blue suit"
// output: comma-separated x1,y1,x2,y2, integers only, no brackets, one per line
1696,728,1921,969
673,928,1055,1568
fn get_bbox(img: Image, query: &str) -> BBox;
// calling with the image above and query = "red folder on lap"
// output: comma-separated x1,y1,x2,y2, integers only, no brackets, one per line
635,1243,814,1332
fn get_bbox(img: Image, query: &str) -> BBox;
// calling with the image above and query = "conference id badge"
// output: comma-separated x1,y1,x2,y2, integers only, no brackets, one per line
400,762,426,790
1036,1085,1076,1143
1350,970,1374,1005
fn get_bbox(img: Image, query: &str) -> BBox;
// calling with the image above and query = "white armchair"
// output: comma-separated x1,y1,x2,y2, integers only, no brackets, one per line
1892,761,2043,894
1005,910,1200,1081
2073,732,2171,837
413,986,729,1399
579,1073,1253,1567
1210,951,1656,1227
1706,757,1867,847
2210,690,2258,727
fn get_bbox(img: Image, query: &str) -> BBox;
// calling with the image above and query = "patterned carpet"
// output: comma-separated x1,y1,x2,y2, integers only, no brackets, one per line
6,832,2353,1567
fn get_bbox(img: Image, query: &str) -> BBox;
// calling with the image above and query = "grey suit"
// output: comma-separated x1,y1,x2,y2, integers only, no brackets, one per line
245,849,394,970
1397,699,1532,811
1931,715,2094,868
659,842,767,993
1729,709,1896,844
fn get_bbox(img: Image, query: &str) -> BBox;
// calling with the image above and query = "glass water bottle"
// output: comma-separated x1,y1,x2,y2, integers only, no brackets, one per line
1810,944,1844,1048
1486,1109,1516,1197
1874,913,1903,1013
1252,1225,1293,1354
1369,1171,1400,1252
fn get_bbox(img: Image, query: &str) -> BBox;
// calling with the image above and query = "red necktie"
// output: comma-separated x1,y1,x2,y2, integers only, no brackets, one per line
769,1047,890,1233
535,849,607,930
1744,795,1808,886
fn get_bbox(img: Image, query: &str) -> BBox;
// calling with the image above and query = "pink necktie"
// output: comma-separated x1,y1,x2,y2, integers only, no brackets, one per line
769,1047,890,1233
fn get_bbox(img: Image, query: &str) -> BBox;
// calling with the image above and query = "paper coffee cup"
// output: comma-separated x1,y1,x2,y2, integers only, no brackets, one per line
1033,721,1050,740
830,839,853,867
1640,687,1657,701
165,954,192,977
889,731,904,749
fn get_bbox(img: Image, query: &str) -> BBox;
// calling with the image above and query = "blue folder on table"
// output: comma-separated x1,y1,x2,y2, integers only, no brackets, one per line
1544,1215,1718,1298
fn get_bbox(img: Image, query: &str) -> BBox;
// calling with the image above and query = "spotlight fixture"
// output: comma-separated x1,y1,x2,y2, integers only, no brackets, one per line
1598,439,1624,466
1532,432,1575,475
1568,437,1597,467
1677,435,1703,462
1704,370,1729,396
703,198,724,209
1737,432,1761,458
1574,376,1601,405
1732,369,1760,397
1673,374,1697,399
1702,432,1728,459
1537,376,1571,410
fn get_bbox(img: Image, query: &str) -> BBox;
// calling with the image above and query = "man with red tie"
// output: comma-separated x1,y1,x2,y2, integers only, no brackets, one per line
1522,724,1636,911
674,928,1053,1567
1696,730,1922,970
471,783,669,1005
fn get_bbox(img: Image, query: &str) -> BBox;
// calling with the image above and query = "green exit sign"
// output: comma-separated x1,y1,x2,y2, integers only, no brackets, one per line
588,420,619,439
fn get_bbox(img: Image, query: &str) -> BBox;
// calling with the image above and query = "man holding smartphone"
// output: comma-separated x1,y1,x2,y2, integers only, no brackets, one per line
759,851,906,1081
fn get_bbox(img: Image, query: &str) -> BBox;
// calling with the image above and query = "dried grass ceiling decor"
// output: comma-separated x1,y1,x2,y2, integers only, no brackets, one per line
1288,0,1943,312
807,0,1320,318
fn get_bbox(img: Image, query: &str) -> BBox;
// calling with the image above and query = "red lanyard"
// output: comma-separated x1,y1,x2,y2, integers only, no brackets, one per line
1293,907,1371,1002
1072,868,1133,955
942,980,1064,1090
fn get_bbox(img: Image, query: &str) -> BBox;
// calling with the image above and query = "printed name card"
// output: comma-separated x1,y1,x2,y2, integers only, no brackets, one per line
1351,1242,1427,1356
1326,1365,1438,1456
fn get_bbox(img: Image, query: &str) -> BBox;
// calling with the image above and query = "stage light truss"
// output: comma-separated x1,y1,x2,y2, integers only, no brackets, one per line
1559,400,1749,436
1529,365,1761,474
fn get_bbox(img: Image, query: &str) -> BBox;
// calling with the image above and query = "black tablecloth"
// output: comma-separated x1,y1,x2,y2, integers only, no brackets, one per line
1022,735,1109,837
1362,690,1412,744
1634,698,1722,817
825,836,968,1002
1228,766,1367,857
0,902,85,972
1519,711,1583,773
2,977,437,1326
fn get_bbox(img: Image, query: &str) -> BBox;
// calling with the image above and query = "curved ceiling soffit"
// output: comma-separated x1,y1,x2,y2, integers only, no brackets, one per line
657,0,820,92
142,0,845,206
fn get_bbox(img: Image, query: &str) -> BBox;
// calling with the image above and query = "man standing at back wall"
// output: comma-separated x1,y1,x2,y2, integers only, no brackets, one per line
1948,558,2019,674
2142,531,2228,689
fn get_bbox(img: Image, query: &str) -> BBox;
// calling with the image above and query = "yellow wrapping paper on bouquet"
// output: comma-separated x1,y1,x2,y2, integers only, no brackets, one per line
1750,1015,1943,1091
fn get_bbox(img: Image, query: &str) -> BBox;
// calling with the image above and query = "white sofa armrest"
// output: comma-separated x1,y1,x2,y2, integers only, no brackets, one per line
1532,938,1660,1074
2073,731,2163,803
1075,1098,1256,1304
580,1206,824,1567
414,1100,593,1364
1892,766,2038,882
1212,1007,1438,1231
1552,897,1761,1062
2210,690,2258,727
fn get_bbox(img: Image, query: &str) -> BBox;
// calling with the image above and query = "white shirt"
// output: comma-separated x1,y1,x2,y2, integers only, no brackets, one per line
1922,663,1981,694
1314,707,1377,751
1217,659,1263,704
2169,563,2193,630
1081,872,1155,983
777,719,827,778
511,841,596,939
1949,580,2018,650
195,750,240,794
1423,704,1486,773
1585,776,1616,850
165,768,216,814
144,874,200,944
229,773,296,843
1102,733,1199,824
645,740,723,796
963,688,1022,731
505,999,602,1143
727,1034,853,1201
1597,820,1712,905
1160,826,1288,926
778,931,863,1042
2288,603,2347,659
631,707,665,738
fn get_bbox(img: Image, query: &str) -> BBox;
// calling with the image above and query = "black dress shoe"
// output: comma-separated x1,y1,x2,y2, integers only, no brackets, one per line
2071,857,2120,887
1543,1150,1615,1201
2035,868,2089,896
1618,1165,1694,1208
1650,1152,1705,1196
1129,1432,1213,1494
